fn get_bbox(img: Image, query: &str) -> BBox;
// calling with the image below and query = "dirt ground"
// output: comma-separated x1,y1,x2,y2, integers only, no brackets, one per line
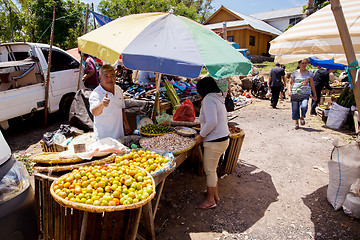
3,98,360,240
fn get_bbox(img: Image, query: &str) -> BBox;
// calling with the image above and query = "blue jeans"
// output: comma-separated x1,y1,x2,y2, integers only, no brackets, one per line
291,98,309,120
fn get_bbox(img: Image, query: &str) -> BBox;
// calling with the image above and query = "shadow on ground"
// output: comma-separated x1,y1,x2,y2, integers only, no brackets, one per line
302,185,360,240
154,160,279,240
300,127,324,133
3,111,65,151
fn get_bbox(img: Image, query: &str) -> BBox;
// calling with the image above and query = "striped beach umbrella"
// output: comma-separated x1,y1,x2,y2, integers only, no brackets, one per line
78,12,251,79
269,0,360,64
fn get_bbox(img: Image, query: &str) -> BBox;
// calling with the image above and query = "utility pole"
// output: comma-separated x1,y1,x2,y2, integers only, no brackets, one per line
77,4,90,90
9,6,14,42
92,3,97,29
44,2,56,128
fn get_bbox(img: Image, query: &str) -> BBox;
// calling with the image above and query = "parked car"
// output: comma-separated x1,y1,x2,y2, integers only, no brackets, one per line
0,42,85,129
0,130,38,239
237,48,252,61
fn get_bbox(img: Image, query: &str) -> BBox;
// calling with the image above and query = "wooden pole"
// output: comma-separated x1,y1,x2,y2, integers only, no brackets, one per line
152,73,162,122
330,0,360,117
44,3,56,128
9,6,13,42
77,5,90,90
92,3,97,29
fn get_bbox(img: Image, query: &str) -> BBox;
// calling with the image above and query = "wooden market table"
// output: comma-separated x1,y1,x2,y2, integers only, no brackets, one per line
34,146,203,240
138,145,202,240
34,172,143,240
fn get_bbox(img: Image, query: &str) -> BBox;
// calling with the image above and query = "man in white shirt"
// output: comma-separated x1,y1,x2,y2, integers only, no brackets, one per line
89,64,130,140
137,71,156,85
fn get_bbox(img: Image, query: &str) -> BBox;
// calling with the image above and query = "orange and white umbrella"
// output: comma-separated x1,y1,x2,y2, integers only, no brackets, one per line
269,0,360,64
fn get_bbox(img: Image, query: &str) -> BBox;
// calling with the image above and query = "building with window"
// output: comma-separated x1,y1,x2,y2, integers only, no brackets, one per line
203,6,282,56
203,5,304,56
250,6,303,32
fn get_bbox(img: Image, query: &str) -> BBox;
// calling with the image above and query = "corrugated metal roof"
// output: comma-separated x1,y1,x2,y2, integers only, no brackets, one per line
204,20,248,30
250,6,303,21
204,6,283,36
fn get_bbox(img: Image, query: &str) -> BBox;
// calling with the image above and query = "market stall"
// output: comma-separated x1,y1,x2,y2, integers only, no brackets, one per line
31,126,202,240
31,10,252,240
31,116,244,239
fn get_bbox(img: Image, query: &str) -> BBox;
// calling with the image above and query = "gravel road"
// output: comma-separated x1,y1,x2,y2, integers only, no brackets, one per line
3,98,360,240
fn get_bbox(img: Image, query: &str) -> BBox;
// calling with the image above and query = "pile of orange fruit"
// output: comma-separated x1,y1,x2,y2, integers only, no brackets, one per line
114,149,170,173
52,164,153,206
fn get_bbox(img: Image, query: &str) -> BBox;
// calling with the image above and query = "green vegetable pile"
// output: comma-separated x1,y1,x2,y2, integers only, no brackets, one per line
336,84,355,108
140,124,174,134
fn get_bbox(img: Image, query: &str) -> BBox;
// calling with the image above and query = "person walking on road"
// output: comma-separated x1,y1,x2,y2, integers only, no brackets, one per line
289,59,317,129
310,68,333,116
269,62,286,108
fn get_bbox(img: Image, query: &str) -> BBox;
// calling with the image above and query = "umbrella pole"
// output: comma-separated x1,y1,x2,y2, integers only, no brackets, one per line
152,73,162,122
330,0,360,116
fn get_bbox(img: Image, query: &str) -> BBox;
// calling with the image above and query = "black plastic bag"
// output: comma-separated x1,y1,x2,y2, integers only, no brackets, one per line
69,89,94,131
225,93,235,112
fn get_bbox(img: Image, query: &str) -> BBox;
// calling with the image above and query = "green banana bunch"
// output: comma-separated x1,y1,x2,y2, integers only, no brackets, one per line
164,79,180,110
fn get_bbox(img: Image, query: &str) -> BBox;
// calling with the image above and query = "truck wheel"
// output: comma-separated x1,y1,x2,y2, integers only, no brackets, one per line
59,94,75,121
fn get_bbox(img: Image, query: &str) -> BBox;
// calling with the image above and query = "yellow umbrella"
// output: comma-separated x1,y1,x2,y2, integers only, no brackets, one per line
269,0,360,64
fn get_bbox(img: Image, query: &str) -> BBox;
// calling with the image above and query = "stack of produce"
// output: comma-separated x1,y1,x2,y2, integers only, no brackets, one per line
164,79,181,109
139,133,195,154
336,84,355,108
115,149,170,173
52,164,153,206
140,124,174,136
228,124,242,134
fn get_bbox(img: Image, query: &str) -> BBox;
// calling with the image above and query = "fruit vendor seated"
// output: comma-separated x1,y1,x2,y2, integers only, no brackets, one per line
89,64,130,140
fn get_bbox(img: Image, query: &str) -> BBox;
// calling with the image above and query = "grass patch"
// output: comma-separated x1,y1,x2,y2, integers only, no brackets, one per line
14,153,35,175
257,61,317,74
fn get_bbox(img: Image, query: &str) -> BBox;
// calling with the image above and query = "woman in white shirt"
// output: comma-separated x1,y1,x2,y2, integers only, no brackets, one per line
195,77,230,210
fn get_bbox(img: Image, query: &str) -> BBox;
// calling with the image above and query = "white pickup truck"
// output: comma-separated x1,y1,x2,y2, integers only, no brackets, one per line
0,42,85,129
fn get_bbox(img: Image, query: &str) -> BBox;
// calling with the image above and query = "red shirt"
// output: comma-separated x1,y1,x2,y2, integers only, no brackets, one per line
85,57,99,86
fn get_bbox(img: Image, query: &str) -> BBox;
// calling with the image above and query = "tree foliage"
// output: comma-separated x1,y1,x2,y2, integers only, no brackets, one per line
313,0,329,12
19,0,87,49
0,0,214,50
98,0,213,23
0,0,25,42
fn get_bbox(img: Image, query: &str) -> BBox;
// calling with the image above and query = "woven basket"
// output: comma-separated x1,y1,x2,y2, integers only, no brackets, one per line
170,117,200,127
50,166,156,213
139,129,175,137
40,140,68,152
229,129,245,139
139,138,196,156
173,141,196,155
33,154,116,173
29,152,83,165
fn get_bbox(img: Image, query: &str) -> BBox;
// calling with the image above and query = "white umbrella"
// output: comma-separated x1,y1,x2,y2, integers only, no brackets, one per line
269,0,360,65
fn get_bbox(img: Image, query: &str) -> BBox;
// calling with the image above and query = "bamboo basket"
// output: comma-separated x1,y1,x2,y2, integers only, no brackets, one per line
173,141,196,155
224,129,245,174
170,118,200,127
29,152,83,165
50,166,156,213
139,138,196,155
40,140,68,152
35,169,145,240
139,129,175,137
33,154,116,173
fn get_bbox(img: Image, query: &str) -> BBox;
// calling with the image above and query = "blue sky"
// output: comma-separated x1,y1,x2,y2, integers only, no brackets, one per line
81,0,307,15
